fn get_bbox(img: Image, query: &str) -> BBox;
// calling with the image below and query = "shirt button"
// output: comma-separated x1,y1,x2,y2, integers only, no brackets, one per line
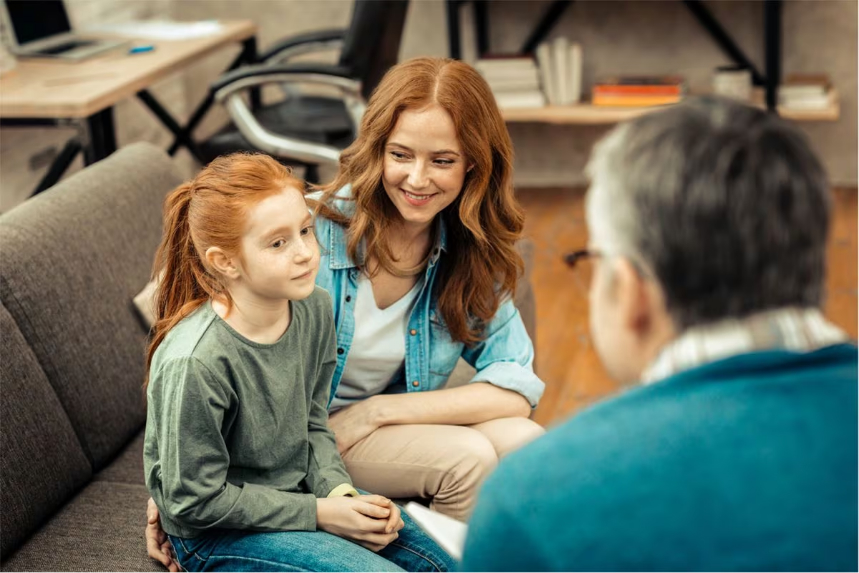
337,348,344,355
412,380,420,387
345,295,352,302
409,329,417,336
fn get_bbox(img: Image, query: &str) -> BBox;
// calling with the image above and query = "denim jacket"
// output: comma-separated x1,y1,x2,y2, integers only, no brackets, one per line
310,186,545,409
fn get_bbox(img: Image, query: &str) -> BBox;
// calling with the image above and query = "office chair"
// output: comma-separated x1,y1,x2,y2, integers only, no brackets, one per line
200,0,409,183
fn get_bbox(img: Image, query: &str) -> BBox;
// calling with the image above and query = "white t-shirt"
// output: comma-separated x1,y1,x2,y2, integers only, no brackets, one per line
329,274,422,412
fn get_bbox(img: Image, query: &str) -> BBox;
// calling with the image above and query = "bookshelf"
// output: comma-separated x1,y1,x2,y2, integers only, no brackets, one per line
500,89,841,125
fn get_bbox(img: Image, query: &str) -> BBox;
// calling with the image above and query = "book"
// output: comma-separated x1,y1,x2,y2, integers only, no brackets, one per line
476,54,545,110
778,90,835,110
569,42,582,104
403,502,467,562
596,75,686,87
593,84,683,96
494,89,547,109
592,75,686,106
592,93,682,106
536,42,557,105
779,73,832,101
553,36,569,105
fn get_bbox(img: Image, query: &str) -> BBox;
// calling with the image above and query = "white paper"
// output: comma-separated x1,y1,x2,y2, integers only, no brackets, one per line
403,502,467,561
86,20,223,41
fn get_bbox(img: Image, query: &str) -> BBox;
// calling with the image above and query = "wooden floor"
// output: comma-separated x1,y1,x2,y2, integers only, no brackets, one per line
519,187,858,429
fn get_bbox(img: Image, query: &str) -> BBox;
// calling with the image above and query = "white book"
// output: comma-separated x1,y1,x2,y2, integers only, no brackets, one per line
487,77,541,91
569,42,582,104
536,42,557,105
778,92,833,109
403,502,467,562
475,57,537,72
480,66,540,84
494,89,547,109
553,36,570,105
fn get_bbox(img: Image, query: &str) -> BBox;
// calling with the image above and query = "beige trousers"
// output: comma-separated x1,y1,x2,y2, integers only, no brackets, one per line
340,417,545,521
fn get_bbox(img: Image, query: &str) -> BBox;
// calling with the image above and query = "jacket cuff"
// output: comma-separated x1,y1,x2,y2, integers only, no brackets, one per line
327,483,360,498
470,362,546,408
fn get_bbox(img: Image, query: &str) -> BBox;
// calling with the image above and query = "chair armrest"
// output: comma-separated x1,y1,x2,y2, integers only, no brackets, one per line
212,64,364,166
212,63,358,97
258,29,346,63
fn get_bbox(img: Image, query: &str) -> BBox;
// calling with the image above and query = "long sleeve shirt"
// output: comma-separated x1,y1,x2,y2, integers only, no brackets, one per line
143,287,353,538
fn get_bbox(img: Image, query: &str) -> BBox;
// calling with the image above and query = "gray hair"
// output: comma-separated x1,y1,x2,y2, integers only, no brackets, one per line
586,96,831,330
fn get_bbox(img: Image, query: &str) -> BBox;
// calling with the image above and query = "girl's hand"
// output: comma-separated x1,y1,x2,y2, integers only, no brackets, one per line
328,399,384,453
316,495,400,551
356,494,405,537
146,498,179,572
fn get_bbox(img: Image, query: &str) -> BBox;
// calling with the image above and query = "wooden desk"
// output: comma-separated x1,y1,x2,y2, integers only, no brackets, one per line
0,20,258,194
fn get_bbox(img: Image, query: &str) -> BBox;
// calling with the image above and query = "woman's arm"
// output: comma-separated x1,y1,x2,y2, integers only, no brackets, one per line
328,382,530,453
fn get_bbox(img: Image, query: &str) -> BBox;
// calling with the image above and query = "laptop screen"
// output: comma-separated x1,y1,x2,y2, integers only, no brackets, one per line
5,0,72,46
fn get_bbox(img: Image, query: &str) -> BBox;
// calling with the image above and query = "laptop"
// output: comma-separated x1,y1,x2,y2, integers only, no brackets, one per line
2,0,125,60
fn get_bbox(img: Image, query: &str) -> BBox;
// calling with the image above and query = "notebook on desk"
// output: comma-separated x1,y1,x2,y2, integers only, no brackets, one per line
2,0,125,61
403,502,468,562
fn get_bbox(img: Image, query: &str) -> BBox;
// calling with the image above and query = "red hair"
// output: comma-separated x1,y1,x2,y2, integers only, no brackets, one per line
313,57,524,345
145,153,303,388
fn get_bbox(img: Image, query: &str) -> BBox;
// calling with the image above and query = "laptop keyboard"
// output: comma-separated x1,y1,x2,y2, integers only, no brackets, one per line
35,40,96,55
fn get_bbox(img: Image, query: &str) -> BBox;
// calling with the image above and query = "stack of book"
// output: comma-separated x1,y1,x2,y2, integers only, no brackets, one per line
475,56,546,110
535,37,583,106
592,76,686,107
778,74,834,110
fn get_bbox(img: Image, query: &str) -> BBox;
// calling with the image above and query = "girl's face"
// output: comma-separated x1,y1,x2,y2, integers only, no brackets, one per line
238,186,320,302
382,104,469,233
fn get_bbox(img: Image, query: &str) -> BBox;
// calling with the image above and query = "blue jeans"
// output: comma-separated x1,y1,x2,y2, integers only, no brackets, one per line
167,509,455,572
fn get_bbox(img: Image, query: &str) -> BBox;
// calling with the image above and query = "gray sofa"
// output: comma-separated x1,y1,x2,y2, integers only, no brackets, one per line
0,143,536,571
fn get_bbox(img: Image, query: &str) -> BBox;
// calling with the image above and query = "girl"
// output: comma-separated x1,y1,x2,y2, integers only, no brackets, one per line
143,153,454,572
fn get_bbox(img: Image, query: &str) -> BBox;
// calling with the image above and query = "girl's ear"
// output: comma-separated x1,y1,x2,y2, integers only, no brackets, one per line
467,164,475,173
206,247,240,280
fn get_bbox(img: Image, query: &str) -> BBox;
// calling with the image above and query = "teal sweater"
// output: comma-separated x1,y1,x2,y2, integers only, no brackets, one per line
462,345,858,572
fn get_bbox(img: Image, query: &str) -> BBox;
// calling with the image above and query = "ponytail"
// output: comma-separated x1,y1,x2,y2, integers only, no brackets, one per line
144,183,223,389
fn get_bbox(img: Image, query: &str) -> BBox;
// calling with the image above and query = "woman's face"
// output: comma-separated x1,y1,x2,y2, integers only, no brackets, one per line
382,104,469,233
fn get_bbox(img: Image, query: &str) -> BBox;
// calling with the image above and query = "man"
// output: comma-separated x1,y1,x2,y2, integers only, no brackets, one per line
462,97,857,572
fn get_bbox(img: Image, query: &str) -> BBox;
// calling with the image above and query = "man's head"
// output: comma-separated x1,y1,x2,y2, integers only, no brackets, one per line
585,96,832,384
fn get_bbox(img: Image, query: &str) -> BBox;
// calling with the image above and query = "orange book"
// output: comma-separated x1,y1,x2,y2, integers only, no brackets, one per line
592,94,683,107
593,85,683,96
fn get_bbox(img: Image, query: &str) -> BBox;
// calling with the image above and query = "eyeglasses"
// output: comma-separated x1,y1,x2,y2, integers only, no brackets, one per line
563,249,601,295
564,248,650,280
564,249,601,269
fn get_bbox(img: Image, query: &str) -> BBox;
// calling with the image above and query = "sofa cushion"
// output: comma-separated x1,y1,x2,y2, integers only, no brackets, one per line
93,431,146,486
0,143,184,471
1,480,162,572
0,303,93,560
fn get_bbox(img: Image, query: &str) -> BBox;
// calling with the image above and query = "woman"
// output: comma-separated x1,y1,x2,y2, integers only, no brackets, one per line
148,56,545,570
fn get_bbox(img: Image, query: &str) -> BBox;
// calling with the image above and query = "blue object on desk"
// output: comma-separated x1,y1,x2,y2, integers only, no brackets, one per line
129,45,155,55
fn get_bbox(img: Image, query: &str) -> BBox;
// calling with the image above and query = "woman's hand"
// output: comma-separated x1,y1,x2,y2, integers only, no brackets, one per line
327,398,385,453
146,498,179,572
316,494,404,552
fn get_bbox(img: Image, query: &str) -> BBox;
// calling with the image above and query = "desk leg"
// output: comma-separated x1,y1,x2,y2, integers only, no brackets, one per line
34,138,83,195
84,108,116,165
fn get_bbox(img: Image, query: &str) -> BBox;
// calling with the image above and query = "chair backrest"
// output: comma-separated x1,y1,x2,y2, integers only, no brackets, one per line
339,0,409,100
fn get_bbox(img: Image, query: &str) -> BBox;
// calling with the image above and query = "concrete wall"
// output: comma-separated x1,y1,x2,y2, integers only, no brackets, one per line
0,0,855,212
